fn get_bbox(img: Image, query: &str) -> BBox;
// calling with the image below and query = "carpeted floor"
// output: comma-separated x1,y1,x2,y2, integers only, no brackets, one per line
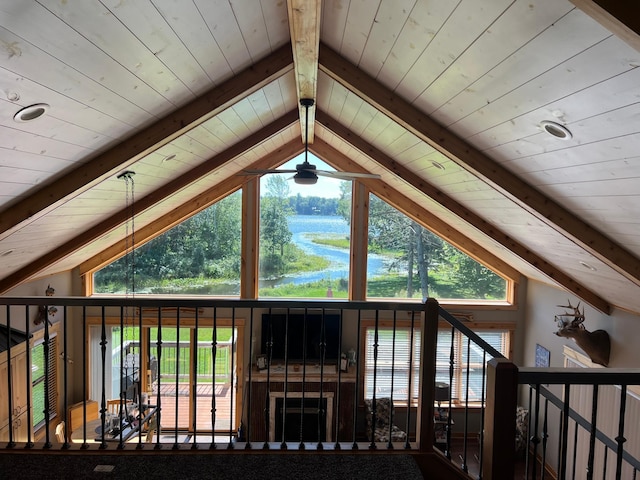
0,452,424,480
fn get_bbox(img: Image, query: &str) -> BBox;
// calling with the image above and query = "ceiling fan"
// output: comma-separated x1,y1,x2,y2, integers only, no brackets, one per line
244,98,381,185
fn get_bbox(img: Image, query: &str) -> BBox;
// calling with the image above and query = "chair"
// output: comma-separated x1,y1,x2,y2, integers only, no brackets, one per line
55,421,65,443
107,399,133,418
106,399,122,415
515,406,529,455
364,397,407,443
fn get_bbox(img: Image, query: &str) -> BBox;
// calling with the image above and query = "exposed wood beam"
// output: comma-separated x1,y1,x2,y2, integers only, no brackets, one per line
78,140,303,277
287,0,321,143
315,112,612,314
0,44,294,241
0,112,299,293
318,42,640,292
570,0,640,52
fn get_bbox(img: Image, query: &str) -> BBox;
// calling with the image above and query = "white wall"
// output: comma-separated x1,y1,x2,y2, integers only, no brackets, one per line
1,271,73,332
522,280,640,368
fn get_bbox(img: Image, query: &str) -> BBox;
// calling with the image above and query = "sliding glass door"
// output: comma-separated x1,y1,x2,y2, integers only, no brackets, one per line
89,323,237,437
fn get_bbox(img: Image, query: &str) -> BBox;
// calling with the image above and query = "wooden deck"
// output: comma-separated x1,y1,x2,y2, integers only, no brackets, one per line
148,383,233,432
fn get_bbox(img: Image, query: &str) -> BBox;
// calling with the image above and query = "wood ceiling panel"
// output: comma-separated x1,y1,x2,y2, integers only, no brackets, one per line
538,177,640,199
477,66,640,154
375,0,459,90
0,126,93,161
195,0,253,74
319,0,349,47
216,107,252,143
0,68,136,138
508,135,640,178
426,0,574,120
395,0,514,107
232,96,272,132
101,0,213,96
163,137,214,167
451,36,632,138
0,3,172,115
357,0,413,78
193,117,237,153
231,0,288,63
43,0,195,106
324,0,378,66
1,113,111,151
0,149,75,176
0,57,150,132
150,0,229,85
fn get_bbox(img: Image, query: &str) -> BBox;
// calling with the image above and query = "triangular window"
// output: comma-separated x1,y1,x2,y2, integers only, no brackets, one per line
94,191,242,295
366,194,507,301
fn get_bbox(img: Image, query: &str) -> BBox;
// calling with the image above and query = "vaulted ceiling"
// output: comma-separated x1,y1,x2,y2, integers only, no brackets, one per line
1,1,640,315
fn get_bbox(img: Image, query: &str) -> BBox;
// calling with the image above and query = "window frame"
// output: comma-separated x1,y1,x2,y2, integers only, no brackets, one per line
360,319,513,408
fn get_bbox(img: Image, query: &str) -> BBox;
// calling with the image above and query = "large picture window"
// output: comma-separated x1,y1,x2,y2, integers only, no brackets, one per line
94,191,243,295
363,325,510,406
366,194,508,301
90,155,514,306
258,154,352,298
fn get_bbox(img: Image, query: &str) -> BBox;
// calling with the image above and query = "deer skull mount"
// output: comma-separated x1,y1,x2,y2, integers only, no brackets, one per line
554,301,610,367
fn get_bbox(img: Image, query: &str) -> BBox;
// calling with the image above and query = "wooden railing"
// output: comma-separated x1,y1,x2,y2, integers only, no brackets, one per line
7,296,637,479
1,297,440,453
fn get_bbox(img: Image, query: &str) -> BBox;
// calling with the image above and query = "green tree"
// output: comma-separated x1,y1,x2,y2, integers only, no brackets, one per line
367,196,445,299
336,181,352,222
95,192,242,292
260,176,293,276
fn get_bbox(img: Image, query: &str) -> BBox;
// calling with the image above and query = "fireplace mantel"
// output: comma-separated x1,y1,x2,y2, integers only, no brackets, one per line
246,366,357,443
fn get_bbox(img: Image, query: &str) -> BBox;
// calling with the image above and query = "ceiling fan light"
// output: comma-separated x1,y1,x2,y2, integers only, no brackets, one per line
293,171,318,185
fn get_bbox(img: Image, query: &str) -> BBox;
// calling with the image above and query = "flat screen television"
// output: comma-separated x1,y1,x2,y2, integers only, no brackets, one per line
261,313,341,363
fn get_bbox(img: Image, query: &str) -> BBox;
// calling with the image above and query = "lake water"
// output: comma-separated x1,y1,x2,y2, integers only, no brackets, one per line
259,215,386,288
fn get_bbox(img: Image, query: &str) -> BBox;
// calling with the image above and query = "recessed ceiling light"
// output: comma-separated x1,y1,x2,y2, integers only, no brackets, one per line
162,154,177,163
1,249,14,257
540,120,572,140
579,261,597,271
431,161,445,170
13,103,50,122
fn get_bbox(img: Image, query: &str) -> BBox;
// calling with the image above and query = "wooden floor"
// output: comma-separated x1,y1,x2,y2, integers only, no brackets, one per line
148,382,233,432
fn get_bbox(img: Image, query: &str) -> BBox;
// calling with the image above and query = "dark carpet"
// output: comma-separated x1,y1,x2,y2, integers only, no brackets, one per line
0,452,424,480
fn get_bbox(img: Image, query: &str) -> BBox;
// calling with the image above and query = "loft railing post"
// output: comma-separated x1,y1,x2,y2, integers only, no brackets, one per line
417,298,438,452
483,357,518,480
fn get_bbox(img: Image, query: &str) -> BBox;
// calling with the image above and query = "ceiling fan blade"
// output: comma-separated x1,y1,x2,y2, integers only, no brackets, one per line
315,170,381,180
241,169,299,175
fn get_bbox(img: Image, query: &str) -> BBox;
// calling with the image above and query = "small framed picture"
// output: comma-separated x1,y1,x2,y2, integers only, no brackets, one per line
535,344,550,368
256,354,268,370
340,356,348,372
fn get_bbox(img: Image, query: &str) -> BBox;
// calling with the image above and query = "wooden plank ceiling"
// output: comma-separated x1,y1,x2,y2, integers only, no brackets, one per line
1,1,640,315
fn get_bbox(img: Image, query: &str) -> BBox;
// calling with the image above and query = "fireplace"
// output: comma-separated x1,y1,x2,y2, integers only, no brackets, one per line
269,392,334,442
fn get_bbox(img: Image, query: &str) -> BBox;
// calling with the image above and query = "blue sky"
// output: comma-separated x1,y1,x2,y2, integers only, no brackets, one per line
260,152,344,198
